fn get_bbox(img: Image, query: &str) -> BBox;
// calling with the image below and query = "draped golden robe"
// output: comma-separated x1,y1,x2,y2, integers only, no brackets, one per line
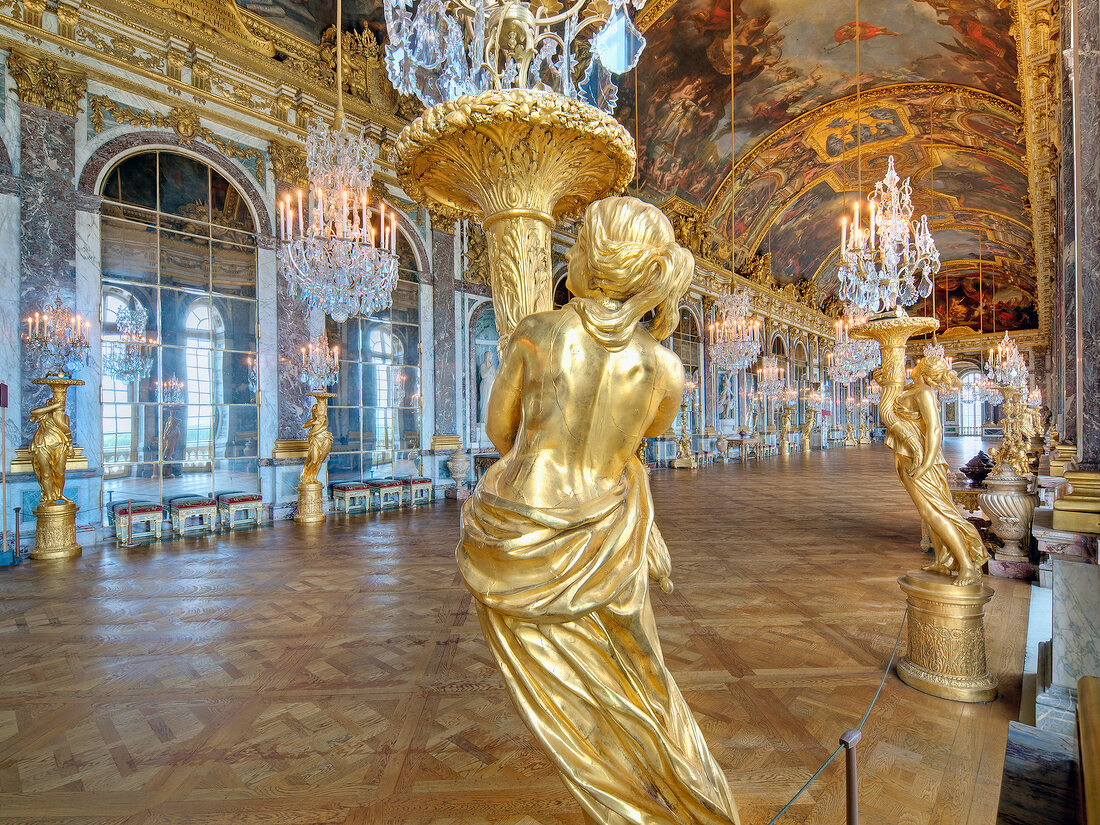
458,457,740,825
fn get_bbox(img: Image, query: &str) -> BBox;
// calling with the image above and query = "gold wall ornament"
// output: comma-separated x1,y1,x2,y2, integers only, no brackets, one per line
456,196,740,824
395,88,635,338
7,50,87,117
295,392,334,524
896,570,998,703
76,27,166,72
268,140,308,189
145,0,275,56
851,313,990,587
88,95,266,184
28,377,84,560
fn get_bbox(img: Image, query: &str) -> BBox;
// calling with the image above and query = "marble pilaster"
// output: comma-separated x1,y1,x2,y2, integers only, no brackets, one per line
273,181,311,442
430,225,459,446
1074,0,1100,469
18,101,77,445
1058,47,1075,440
0,193,20,465
73,207,101,471
257,245,278,459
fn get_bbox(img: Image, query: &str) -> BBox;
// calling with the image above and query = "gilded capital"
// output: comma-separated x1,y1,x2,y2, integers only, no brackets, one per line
269,140,307,189
8,50,87,118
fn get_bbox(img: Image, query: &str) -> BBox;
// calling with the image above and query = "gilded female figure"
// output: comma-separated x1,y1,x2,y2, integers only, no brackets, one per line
457,197,740,825
29,384,73,504
300,397,333,485
886,353,988,586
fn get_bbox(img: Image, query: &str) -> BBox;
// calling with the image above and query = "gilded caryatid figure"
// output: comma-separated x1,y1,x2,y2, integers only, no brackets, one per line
29,381,75,504
301,393,334,485
457,197,741,824
885,354,988,586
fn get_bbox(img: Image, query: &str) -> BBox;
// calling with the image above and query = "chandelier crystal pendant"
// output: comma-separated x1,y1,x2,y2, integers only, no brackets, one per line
383,0,647,113
985,332,1029,390
103,303,156,383
23,294,91,378
827,306,880,385
756,355,785,398
299,336,340,391
709,288,762,371
838,156,941,315
160,376,186,405
277,0,399,324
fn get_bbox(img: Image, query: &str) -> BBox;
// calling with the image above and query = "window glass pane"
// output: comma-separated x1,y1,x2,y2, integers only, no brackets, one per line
211,241,256,299
214,458,260,493
327,451,361,484
210,170,255,233
160,230,210,292
102,218,157,281
213,296,257,353
214,406,258,458
158,153,210,219
109,153,158,210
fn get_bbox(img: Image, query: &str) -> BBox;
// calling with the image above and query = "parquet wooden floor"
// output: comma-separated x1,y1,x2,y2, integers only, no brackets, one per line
0,440,1029,825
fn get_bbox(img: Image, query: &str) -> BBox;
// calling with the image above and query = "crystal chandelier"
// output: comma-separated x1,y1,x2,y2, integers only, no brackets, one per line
383,0,646,113
756,355,785,398
709,288,762,371
299,336,340,391
827,307,880,384
778,386,798,408
866,379,882,405
103,303,156,383
1027,386,1042,408
278,0,399,324
23,294,91,377
160,376,186,405
985,332,1029,390
802,386,827,411
838,156,940,314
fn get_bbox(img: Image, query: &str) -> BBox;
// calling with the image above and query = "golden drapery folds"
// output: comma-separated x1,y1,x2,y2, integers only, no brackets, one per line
457,197,740,825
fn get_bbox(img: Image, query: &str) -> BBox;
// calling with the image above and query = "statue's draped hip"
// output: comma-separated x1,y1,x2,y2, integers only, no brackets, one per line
457,459,740,825
893,454,988,564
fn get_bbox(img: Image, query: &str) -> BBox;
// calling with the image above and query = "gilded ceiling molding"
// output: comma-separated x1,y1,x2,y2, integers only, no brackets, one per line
1010,0,1060,341
268,140,307,189
75,27,166,72
905,329,1046,358
635,0,677,33
88,94,266,184
7,49,87,117
144,0,274,57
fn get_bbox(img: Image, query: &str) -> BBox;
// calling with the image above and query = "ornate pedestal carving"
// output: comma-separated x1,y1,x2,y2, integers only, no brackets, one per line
1053,470,1100,533
294,481,325,524
31,499,80,559
897,570,998,703
395,89,634,340
1050,443,1080,477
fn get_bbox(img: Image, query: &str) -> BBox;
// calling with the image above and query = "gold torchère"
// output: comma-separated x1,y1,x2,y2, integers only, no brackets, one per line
852,311,997,702
778,407,792,455
395,89,634,339
800,408,817,453
671,402,698,469
981,386,1039,568
295,391,334,524
28,376,83,560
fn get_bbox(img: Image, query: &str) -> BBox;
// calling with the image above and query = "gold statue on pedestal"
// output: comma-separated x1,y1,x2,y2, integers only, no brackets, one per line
295,391,335,524
457,198,741,825
853,316,996,702
28,376,83,559
779,406,792,455
800,408,817,453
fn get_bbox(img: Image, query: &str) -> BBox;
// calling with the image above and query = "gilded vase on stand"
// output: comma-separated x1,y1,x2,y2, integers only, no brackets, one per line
28,376,83,560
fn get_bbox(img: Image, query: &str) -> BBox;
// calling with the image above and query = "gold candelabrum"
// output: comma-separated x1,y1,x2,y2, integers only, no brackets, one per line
295,391,335,524
671,402,698,470
852,312,997,703
27,376,83,559
980,385,1039,570
778,406,792,455
395,89,635,342
800,408,817,453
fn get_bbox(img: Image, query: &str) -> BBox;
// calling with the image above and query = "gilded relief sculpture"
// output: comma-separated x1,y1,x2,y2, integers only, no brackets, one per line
295,391,335,524
28,377,83,559
457,198,741,825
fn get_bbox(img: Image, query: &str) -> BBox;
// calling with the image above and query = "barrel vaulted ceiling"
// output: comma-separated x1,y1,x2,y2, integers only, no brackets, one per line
237,0,1036,332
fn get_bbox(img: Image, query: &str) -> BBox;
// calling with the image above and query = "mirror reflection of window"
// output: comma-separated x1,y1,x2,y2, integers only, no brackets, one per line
99,151,258,516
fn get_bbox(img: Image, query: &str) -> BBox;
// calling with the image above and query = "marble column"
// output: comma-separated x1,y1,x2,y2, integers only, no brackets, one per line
429,219,460,451
18,101,78,444
1072,0,1100,470
1057,48,1075,441
273,180,312,442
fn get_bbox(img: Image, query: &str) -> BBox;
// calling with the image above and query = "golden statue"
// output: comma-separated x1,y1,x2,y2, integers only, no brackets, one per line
800,408,817,452
885,354,988,586
29,382,74,503
301,395,334,485
457,197,741,825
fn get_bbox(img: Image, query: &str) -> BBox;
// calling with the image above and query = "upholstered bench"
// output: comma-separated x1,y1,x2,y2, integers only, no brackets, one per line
331,481,372,513
109,500,164,545
368,479,404,511
168,495,218,536
215,491,263,530
406,477,433,506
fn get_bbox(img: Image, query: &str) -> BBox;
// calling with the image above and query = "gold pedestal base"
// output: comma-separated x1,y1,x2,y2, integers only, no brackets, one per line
897,570,997,703
1050,443,1080,477
30,500,81,560
1052,470,1100,533
295,481,325,524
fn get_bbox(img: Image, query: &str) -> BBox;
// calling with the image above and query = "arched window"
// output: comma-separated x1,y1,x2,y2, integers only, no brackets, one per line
670,307,702,432
99,150,259,508
959,371,984,436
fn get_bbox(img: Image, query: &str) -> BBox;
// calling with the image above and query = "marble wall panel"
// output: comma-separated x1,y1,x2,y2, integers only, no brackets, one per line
74,208,101,471
257,246,278,457
431,228,458,440
1075,0,1100,469
18,102,77,445
274,181,311,441
1051,558,1100,689
0,193,20,463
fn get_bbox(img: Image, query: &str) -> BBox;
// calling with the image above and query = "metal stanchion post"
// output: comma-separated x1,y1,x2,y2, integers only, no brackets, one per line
840,729,861,825
13,506,21,559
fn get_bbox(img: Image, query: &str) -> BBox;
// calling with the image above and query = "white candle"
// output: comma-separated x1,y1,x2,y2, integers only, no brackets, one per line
842,217,847,250
278,200,286,240
297,190,304,236
341,190,348,238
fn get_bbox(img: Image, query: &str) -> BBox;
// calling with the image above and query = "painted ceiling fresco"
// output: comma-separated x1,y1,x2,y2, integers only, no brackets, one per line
237,0,385,42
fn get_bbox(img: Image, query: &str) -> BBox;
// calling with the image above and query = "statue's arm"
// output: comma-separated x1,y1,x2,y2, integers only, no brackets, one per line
910,388,941,479
485,326,527,455
644,348,685,438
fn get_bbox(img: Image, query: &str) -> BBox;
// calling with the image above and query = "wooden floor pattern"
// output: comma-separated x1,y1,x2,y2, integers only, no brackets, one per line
0,440,1030,825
